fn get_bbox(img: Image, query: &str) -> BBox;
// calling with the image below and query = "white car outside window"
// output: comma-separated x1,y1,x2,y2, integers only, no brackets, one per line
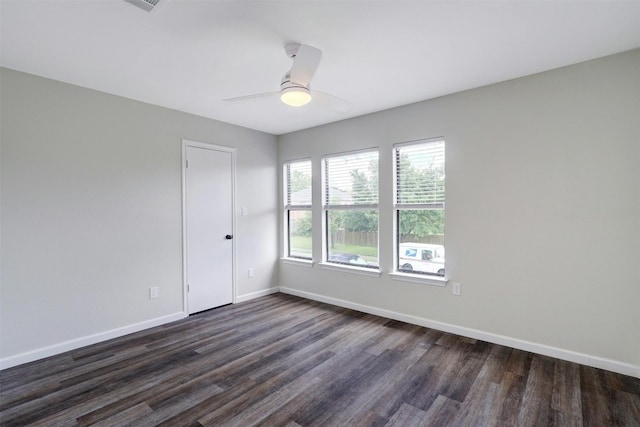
398,243,445,276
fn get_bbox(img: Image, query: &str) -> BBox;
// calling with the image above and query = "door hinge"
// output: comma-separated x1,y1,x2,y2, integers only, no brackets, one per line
187,284,190,292
186,160,189,168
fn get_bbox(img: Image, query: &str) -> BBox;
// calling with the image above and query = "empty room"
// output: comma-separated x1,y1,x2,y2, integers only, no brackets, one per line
1,1,639,426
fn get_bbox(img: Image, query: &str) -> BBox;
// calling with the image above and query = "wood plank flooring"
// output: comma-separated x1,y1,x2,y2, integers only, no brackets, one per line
1,293,639,426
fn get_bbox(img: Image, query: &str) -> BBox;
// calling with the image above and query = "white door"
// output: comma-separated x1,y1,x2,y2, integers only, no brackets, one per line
184,143,234,314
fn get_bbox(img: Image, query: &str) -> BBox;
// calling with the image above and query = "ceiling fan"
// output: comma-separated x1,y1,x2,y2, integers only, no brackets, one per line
223,43,351,112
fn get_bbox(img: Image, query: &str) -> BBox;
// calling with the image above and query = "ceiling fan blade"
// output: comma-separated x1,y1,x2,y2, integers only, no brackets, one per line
289,44,322,87
223,92,279,103
312,91,352,113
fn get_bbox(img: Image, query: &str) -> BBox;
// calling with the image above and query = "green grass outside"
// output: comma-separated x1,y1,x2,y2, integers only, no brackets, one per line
331,243,377,257
290,236,378,261
290,236,312,252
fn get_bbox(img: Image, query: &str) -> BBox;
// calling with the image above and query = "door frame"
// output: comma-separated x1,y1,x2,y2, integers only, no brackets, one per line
181,139,237,314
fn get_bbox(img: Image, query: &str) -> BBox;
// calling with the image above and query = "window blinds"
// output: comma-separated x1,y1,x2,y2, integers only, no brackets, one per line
395,140,445,206
285,160,312,208
324,150,378,207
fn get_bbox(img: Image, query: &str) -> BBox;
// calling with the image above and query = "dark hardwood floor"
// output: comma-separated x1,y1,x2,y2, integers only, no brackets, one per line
1,293,639,426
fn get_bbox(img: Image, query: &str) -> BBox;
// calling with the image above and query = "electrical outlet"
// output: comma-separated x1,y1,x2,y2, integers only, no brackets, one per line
452,282,461,296
149,286,159,299
248,268,254,278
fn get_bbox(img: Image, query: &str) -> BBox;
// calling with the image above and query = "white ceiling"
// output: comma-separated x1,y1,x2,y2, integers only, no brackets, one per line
2,1,640,135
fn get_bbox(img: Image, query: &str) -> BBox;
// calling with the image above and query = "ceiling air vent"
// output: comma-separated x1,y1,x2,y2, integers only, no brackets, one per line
123,0,163,12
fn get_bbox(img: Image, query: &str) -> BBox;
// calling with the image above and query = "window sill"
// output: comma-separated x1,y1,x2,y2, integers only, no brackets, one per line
280,257,314,268
389,272,448,287
319,262,382,277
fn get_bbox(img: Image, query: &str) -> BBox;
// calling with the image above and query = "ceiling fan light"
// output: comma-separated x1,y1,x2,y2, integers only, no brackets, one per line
280,87,311,107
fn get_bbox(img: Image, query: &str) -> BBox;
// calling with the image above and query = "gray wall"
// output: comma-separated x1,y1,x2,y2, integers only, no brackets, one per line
2,49,639,373
278,50,640,370
0,69,279,364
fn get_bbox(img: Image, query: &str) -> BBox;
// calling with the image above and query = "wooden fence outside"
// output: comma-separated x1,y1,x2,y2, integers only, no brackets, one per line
331,231,444,247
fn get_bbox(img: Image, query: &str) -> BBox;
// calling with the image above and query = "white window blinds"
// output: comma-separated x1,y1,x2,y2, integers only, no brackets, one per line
324,150,378,207
285,160,312,208
395,140,445,207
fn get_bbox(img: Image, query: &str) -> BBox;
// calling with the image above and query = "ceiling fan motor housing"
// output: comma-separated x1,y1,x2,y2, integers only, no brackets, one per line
281,72,309,91
280,72,311,106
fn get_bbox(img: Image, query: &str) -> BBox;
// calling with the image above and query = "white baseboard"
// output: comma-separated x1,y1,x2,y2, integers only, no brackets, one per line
279,287,640,379
236,286,280,303
2,287,277,371
0,312,186,371
4,289,638,380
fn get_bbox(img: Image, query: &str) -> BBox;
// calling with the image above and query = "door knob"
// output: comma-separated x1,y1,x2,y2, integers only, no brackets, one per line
225,234,233,240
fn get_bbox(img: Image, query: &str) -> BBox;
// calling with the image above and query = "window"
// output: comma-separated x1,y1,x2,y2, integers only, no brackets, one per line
394,139,445,276
284,160,312,259
323,150,379,268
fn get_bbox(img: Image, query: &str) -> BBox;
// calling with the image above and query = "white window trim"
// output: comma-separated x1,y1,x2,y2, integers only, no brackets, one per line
281,257,314,268
393,137,446,278
319,262,381,277
322,148,380,270
283,158,313,261
389,272,448,287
